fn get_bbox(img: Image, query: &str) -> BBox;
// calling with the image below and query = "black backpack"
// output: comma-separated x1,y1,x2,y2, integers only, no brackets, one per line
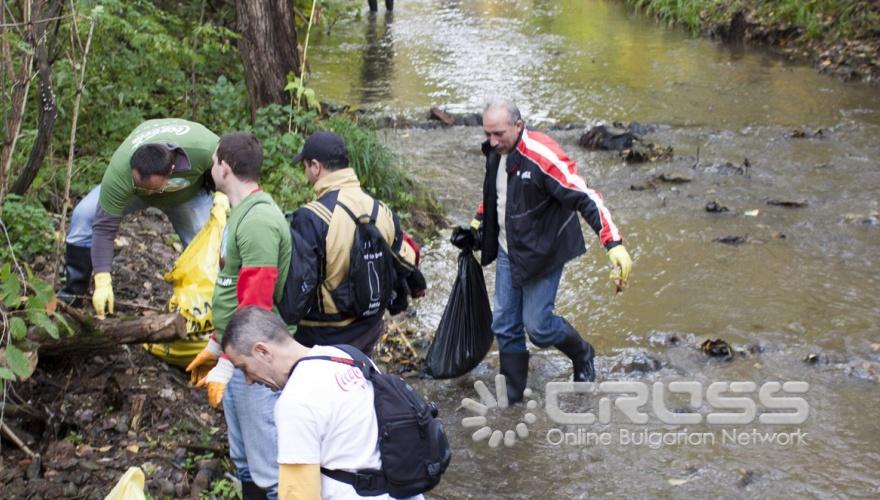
334,200,396,319
296,344,451,497
236,201,320,325
276,221,321,325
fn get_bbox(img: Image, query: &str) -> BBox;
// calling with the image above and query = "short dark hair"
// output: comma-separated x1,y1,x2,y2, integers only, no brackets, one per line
130,144,174,177
222,306,290,354
216,132,263,182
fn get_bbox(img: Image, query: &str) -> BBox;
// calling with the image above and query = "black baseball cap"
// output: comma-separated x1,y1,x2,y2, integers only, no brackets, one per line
292,131,349,166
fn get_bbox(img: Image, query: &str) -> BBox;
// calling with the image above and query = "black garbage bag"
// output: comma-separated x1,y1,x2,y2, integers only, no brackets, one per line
426,249,494,379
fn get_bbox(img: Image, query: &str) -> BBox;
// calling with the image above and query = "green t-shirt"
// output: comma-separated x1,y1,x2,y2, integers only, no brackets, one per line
98,119,219,216
212,192,292,338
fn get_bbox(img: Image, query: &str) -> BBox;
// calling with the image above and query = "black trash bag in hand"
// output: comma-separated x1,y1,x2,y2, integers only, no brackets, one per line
426,249,494,379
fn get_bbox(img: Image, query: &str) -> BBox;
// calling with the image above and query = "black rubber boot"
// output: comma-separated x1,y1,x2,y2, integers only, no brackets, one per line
499,351,529,404
56,244,92,307
554,322,596,382
241,481,269,500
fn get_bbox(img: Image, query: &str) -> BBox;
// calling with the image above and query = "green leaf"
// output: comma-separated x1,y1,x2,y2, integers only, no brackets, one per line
28,310,59,339
0,367,15,380
9,317,26,340
1,272,22,307
53,312,75,336
5,344,32,379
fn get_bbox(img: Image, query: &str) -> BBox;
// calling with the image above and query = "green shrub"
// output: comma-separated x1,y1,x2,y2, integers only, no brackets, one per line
0,195,54,263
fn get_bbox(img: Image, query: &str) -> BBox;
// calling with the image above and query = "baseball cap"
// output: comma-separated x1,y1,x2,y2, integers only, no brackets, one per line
292,131,349,166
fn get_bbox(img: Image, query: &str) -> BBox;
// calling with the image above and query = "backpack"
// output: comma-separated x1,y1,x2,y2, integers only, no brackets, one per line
235,200,320,325
276,221,321,324
296,344,452,497
333,199,396,318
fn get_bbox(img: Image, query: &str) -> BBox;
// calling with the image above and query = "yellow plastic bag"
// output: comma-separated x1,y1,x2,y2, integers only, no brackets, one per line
105,467,146,500
145,192,229,367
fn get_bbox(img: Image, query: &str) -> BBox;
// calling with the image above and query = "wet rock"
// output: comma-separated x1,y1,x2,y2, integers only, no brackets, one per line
737,469,758,488
648,332,682,346
616,351,662,373
714,235,748,245
175,480,191,498
452,113,482,127
623,142,673,163
700,338,734,360
630,179,657,191
841,212,880,226
578,125,635,151
114,418,129,434
844,361,879,383
789,128,824,139
654,172,692,184
705,201,729,213
428,107,454,126
694,160,749,176
766,198,808,208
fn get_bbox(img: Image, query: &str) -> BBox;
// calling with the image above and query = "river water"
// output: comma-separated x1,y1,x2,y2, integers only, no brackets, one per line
309,1,880,497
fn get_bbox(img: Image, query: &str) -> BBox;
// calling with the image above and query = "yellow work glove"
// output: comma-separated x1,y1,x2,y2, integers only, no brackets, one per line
92,272,115,319
185,333,222,385
607,245,633,291
196,356,233,409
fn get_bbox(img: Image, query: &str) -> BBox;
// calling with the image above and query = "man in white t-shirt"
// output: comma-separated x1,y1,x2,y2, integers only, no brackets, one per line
221,306,423,500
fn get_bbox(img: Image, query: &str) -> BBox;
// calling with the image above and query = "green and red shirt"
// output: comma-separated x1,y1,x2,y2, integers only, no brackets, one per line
212,191,292,339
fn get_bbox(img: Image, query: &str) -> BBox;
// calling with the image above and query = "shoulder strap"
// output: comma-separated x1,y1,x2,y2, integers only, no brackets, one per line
233,200,271,239
290,344,374,380
336,199,380,225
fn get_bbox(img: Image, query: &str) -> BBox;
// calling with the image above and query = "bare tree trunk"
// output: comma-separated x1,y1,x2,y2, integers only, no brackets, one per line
0,2,34,213
10,0,62,196
233,0,300,122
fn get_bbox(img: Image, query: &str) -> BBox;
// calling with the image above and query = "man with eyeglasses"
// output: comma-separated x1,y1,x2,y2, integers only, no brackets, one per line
58,118,219,319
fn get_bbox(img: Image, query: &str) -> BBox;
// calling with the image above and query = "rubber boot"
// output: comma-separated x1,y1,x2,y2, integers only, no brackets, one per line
56,244,92,307
499,351,529,404
241,481,268,500
554,322,596,382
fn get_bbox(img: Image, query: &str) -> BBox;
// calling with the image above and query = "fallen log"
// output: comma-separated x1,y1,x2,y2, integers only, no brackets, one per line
30,303,188,358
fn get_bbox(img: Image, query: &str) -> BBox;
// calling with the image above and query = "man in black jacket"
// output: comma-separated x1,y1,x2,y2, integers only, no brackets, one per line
454,98,633,403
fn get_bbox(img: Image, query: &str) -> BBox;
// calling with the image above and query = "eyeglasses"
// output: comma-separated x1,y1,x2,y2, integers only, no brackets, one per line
133,177,191,195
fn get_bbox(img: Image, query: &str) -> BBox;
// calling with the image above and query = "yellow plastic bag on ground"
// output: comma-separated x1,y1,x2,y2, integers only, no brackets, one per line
105,467,146,500
145,192,229,367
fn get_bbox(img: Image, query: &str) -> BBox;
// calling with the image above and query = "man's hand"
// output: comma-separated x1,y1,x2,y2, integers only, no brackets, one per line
92,272,115,319
185,334,222,385
607,245,632,291
451,225,478,250
196,356,233,409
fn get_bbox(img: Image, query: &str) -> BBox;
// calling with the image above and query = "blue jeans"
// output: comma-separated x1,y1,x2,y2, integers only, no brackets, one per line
492,250,569,353
223,368,280,499
65,184,212,247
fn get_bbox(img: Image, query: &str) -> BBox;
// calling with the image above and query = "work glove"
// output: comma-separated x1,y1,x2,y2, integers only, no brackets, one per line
92,272,115,319
196,355,233,409
185,333,222,385
607,245,633,291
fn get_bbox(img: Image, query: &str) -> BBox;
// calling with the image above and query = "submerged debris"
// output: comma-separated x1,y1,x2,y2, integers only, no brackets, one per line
578,122,672,163
766,198,808,208
714,235,748,245
705,201,730,213
700,338,734,360
375,320,428,376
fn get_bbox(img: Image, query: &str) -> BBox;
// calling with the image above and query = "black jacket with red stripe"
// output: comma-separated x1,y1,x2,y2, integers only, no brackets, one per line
475,127,623,287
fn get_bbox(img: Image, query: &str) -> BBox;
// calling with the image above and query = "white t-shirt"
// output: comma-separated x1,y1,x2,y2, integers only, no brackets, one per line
275,346,423,500
496,154,508,253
